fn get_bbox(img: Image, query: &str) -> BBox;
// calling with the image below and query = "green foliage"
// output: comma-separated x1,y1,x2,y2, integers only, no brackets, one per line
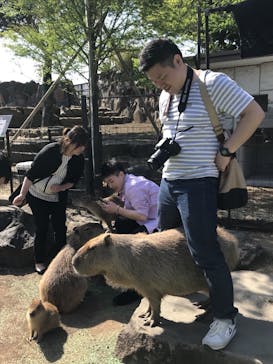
137,0,243,52
1,0,87,78
0,0,246,83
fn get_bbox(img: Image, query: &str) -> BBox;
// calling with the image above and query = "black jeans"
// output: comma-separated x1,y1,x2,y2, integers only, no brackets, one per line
27,193,67,263
114,217,148,234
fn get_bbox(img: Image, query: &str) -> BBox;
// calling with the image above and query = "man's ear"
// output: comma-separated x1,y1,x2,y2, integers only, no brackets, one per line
118,170,125,178
173,53,183,66
104,234,112,246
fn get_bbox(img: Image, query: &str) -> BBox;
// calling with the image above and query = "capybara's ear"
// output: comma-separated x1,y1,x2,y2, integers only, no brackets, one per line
104,234,112,247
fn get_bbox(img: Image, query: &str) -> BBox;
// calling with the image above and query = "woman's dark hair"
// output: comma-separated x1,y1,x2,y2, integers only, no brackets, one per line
0,151,11,184
139,38,183,72
61,125,89,153
101,161,126,179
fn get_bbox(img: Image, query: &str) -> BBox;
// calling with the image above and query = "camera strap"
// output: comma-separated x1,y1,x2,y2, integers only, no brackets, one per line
178,65,194,113
173,65,193,140
161,65,194,142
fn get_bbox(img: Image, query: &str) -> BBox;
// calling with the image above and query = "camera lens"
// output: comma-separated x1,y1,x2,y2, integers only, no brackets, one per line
147,149,171,170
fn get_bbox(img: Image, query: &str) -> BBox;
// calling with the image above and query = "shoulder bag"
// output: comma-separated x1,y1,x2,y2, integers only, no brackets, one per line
198,73,248,210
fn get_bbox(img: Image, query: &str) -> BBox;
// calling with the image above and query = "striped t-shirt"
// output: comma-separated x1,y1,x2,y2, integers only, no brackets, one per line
159,70,253,180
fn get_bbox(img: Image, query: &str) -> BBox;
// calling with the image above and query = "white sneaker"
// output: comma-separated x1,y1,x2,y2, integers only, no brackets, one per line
202,318,236,350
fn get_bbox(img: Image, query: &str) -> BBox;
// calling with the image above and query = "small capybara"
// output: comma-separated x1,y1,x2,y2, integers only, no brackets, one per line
26,299,60,343
39,222,104,313
72,227,239,327
71,193,123,231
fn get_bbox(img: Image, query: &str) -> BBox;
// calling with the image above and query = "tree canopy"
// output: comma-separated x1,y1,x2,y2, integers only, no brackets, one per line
0,0,244,81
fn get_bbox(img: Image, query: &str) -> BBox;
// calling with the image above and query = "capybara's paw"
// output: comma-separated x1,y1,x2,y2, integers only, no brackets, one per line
143,318,153,326
143,317,159,327
139,309,151,320
143,312,160,327
27,332,37,342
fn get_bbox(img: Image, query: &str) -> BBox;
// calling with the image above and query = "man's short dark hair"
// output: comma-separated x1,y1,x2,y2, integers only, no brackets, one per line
0,151,11,184
101,161,126,179
139,38,183,72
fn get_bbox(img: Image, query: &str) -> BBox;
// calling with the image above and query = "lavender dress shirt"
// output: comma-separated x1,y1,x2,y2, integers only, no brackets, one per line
119,174,159,233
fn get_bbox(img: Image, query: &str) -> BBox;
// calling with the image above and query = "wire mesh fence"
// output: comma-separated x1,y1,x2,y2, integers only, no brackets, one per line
4,86,273,232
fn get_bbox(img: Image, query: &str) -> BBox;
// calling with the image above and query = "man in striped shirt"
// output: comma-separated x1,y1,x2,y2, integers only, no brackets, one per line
139,38,264,350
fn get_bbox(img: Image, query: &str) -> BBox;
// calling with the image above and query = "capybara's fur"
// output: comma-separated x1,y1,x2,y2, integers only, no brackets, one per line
72,227,239,326
26,299,60,342
39,222,104,313
71,193,123,231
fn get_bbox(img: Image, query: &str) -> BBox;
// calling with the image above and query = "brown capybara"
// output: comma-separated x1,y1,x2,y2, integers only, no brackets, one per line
72,227,239,327
39,222,104,313
71,193,123,231
26,299,60,343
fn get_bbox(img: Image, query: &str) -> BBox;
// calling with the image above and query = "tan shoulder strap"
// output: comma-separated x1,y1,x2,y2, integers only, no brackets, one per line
198,72,225,144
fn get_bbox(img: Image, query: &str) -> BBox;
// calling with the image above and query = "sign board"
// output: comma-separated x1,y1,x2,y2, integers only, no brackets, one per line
0,115,12,138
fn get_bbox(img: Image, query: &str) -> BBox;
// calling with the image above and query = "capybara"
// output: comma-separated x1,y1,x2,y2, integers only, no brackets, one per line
71,193,123,231
26,299,60,343
39,222,104,313
72,227,239,326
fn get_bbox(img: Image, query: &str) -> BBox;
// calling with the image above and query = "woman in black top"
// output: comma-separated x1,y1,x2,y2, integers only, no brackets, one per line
13,125,88,274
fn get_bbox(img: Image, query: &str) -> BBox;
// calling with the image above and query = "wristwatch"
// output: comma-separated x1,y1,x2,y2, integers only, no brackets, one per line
219,145,236,157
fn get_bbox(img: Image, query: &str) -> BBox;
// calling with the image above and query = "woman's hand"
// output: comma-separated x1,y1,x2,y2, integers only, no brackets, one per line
13,194,26,206
50,183,74,193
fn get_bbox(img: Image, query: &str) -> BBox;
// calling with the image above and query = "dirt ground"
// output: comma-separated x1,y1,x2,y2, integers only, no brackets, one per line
1,183,273,364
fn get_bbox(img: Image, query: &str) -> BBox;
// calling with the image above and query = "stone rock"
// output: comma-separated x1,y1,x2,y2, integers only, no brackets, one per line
0,81,40,107
0,205,35,268
0,204,103,269
115,270,273,364
0,106,42,128
133,108,146,123
0,80,79,108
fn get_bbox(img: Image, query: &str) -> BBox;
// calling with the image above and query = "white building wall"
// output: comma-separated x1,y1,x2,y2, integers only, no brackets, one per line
210,56,273,128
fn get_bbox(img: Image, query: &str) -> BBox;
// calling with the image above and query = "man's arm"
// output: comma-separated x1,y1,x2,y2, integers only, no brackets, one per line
216,99,265,171
224,100,265,152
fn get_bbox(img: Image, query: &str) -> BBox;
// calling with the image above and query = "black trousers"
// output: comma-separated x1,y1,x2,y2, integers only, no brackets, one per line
27,193,67,263
114,216,148,234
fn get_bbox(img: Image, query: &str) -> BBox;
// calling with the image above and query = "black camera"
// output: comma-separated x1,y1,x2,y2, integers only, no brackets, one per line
147,138,181,170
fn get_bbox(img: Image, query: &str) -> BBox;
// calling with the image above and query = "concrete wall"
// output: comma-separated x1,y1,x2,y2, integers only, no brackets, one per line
209,55,273,186
210,55,273,128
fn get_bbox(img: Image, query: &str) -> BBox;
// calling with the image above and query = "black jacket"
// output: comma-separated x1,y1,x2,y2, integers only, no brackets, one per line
26,142,85,202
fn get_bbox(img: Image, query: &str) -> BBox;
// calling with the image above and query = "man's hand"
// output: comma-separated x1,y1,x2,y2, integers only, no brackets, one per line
215,153,231,172
99,200,118,214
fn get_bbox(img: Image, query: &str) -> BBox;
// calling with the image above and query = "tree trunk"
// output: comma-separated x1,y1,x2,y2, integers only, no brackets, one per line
41,57,54,127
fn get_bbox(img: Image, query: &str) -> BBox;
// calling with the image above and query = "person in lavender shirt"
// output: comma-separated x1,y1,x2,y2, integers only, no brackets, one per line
100,160,159,305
